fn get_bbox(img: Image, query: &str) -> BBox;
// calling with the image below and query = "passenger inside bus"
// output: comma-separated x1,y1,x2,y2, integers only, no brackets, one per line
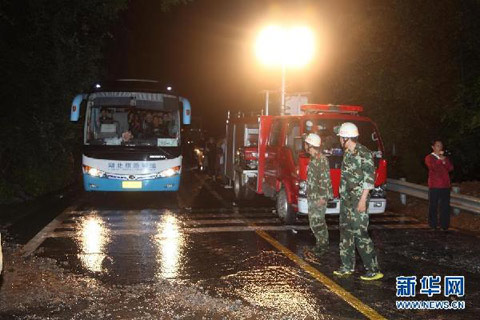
142,112,155,137
99,107,113,124
153,116,168,137
128,113,142,137
97,107,121,139
90,106,177,145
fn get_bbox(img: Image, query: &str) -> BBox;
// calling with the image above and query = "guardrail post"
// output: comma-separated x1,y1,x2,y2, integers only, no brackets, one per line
399,177,407,205
452,186,460,216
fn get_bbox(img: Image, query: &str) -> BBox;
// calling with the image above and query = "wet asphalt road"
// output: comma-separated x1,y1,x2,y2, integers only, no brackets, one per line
1,170,480,319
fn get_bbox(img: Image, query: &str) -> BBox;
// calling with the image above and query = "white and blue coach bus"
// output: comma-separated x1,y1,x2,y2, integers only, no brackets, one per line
70,79,191,192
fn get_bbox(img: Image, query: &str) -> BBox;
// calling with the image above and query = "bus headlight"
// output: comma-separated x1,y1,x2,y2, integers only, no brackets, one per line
83,165,106,178
157,166,181,178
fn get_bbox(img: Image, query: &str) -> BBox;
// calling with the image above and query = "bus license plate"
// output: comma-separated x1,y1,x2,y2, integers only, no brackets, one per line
122,181,142,189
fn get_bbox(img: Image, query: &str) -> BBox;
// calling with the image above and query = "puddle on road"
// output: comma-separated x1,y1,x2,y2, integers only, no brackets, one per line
218,265,320,317
23,207,357,319
70,210,190,279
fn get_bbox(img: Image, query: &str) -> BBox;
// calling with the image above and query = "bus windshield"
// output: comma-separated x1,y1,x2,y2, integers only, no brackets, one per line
85,105,180,147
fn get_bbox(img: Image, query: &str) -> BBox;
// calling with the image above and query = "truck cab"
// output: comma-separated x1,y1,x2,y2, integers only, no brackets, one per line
258,104,387,223
223,104,387,224
223,114,260,200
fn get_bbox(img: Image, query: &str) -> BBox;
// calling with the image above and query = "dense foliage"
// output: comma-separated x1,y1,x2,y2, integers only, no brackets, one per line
0,0,478,202
0,0,128,201
321,0,480,182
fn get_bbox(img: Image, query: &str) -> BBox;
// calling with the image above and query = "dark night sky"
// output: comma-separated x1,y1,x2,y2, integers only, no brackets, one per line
105,1,391,136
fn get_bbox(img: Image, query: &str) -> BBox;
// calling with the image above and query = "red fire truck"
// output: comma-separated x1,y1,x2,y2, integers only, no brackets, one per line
223,104,387,224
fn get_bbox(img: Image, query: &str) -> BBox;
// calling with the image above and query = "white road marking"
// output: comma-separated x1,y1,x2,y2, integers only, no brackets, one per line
52,211,428,239
183,218,281,225
49,224,312,238
20,204,76,257
187,206,274,213
185,212,275,218
60,217,283,227
65,210,276,220
24,176,430,244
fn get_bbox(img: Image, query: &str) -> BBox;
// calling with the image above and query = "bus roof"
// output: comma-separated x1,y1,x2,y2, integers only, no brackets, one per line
88,79,174,94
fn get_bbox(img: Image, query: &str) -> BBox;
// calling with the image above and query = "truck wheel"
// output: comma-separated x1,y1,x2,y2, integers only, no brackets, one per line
276,188,296,224
234,173,244,200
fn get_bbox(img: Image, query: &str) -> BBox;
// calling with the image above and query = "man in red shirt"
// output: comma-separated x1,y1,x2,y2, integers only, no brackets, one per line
425,140,454,230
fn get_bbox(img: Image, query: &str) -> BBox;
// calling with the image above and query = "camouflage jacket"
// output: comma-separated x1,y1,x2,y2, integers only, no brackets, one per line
307,154,333,201
340,143,375,199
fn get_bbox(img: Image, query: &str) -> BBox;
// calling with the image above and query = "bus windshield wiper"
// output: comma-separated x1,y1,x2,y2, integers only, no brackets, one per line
157,147,174,159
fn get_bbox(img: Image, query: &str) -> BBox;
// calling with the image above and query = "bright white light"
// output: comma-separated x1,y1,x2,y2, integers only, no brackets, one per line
159,166,180,178
95,83,101,89
285,27,315,67
161,168,175,177
166,86,172,91
255,25,315,68
256,26,285,66
78,216,110,273
155,213,183,279
88,167,100,177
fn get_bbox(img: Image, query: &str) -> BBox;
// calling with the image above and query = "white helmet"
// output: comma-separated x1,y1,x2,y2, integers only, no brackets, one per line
305,133,321,147
337,122,359,138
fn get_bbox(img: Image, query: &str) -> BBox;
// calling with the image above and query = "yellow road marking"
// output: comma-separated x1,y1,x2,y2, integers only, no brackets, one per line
195,173,386,319
256,230,387,320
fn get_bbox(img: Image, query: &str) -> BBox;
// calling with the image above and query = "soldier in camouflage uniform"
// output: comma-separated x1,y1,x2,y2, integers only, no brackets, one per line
305,133,333,256
333,122,383,281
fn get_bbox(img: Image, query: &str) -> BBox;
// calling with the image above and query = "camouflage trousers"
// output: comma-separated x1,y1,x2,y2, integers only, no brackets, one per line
339,196,379,272
308,200,328,247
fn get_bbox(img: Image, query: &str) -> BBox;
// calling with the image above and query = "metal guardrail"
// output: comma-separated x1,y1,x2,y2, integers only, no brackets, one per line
386,178,480,215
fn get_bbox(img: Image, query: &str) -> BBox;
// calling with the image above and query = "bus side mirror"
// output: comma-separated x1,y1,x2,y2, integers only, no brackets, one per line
70,94,84,122
180,97,191,125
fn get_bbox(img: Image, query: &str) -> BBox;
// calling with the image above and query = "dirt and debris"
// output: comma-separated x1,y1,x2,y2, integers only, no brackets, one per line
453,181,480,198
0,242,303,320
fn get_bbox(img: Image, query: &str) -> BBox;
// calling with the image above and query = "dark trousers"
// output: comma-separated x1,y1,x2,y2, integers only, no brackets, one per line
207,153,216,176
428,188,451,229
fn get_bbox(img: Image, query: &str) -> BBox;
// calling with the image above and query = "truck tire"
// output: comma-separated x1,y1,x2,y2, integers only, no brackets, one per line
276,188,296,224
234,173,244,200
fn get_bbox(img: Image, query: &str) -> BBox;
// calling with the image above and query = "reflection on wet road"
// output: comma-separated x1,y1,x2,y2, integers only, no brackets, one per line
154,212,183,279
78,215,110,273
23,173,480,319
